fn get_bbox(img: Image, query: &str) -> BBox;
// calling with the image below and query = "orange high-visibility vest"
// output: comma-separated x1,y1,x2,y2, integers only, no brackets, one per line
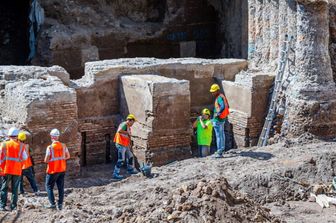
1,140,25,176
0,142,6,176
22,145,32,170
46,141,67,174
215,93,230,119
113,122,131,147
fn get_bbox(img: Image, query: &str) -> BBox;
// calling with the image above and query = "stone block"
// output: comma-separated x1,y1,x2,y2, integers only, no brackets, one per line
222,81,252,115
119,74,192,165
222,72,274,147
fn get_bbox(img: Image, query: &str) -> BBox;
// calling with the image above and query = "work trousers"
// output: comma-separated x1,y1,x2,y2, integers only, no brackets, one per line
213,120,226,155
45,172,65,208
198,145,210,157
19,166,38,193
113,144,134,175
0,174,21,209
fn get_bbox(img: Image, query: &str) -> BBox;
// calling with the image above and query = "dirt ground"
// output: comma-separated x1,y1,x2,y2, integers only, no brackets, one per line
1,139,336,222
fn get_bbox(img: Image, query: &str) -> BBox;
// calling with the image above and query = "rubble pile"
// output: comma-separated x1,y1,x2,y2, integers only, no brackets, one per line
117,178,280,223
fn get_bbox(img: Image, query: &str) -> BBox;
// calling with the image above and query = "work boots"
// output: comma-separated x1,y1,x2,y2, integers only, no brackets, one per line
127,168,138,175
113,173,124,180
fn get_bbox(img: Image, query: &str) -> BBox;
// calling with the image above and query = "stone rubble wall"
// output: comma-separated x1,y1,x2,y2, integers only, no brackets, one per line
0,66,80,180
284,0,336,138
34,0,223,79
247,0,336,139
248,0,297,70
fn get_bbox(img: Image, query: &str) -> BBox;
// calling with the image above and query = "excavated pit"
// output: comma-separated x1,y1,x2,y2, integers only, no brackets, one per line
0,1,336,222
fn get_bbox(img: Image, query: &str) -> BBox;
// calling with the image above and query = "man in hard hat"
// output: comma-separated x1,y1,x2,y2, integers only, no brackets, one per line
44,128,70,210
0,129,7,194
112,114,138,180
17,132,39,195
0,127,28,211
210,84,230,158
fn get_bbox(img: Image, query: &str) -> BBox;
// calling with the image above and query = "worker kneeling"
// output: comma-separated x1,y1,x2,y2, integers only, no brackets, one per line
44,129,70,210
113,114,138,180
0,127,28,211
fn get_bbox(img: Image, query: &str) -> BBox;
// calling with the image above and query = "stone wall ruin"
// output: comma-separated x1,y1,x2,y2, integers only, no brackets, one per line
0,0,336,179
0,58,248,178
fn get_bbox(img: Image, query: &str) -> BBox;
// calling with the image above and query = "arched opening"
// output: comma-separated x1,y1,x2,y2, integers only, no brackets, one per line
0,0,30,65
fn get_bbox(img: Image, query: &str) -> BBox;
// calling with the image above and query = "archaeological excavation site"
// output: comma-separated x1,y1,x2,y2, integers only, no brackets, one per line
1,0,336,222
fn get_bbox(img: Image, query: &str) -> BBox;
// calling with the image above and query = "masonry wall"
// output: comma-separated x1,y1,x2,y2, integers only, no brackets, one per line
75,78,120,165
79,58,247,165
222,72,274,147
34,0,224,79
120,74,191,166
0,66,80,180
83,58,247,113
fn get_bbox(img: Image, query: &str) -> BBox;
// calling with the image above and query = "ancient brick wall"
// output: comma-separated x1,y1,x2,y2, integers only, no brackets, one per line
75,78,120,165
222,73,274,147
0,66,80,180
119,74,191,166
80,58,246,163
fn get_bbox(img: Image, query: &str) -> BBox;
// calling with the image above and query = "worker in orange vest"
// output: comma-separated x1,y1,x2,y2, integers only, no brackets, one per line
0,130,7,184
112,114,138,180
17,132,39,195
210,84,230,158
0,127,28,211
44,129,70,210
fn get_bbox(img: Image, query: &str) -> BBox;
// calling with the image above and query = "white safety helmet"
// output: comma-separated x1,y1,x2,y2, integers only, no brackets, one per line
8,127,19,137
50,129,60,137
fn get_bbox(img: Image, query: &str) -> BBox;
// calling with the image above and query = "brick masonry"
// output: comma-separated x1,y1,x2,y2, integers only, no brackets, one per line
119,74,192,166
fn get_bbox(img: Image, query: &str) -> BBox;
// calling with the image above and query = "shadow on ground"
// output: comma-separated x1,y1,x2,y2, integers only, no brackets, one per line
224,150,274,160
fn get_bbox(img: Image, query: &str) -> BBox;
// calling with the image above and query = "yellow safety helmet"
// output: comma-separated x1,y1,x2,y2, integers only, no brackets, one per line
126,114,137,121
209,84,220,93
18,132,26,141
202,108,211,116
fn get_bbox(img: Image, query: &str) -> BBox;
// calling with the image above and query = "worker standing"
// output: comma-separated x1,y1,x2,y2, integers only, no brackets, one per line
18,132,39,195
112,114,138,180
0,127,28,211
0,130,7,185
210,84,230,158
193,108,213,157
44,129,70,210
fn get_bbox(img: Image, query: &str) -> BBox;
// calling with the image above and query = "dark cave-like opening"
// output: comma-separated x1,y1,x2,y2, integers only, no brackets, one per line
0,0,30,65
